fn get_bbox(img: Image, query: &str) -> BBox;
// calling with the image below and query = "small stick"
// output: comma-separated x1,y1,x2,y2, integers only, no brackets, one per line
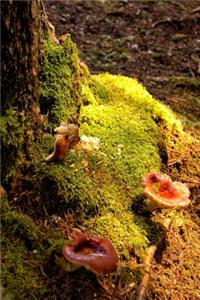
131,245,157,300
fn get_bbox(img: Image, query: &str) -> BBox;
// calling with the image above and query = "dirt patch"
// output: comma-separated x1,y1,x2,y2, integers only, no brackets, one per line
44,0,200,97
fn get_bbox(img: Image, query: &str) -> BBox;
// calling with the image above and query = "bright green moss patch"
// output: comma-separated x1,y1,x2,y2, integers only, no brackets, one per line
89,74,183,132
86,212,149,258
40,36,81,128
36,73,184,258
75,74,184,256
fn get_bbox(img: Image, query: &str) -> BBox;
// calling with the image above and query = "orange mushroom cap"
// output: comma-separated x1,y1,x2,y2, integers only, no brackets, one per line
142,172,191,209
63,229,118,274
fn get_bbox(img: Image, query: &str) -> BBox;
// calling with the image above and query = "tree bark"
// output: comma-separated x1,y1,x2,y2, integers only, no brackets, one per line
1,0,41,112
1,0,42,178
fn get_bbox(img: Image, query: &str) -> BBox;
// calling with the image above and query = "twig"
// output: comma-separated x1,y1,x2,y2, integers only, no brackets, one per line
192,6,200,14
120,282,136,296
130,245,157,300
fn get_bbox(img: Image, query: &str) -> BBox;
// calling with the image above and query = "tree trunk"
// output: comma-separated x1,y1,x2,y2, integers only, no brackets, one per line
1,0,41,111
1,0,42,179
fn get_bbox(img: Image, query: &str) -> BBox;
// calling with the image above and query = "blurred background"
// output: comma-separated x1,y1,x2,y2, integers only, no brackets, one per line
44,0,200,111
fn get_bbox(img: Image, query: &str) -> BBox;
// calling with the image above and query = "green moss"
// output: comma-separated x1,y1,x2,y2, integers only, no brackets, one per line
1,197,69,299
36,73,185,259
3,41,191,298
90,74,183,132
40,36,81,129
0,107,26,147
0,107,28,181
77,74,184,256
1,198,45,299
36,156,101,219
86,212,149,258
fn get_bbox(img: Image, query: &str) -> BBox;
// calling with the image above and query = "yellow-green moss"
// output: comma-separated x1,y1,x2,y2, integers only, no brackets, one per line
87,212,149,258
40,36,81,129
2,41,191,298
76,74,184,255
36,73,185,258
1,197,68,300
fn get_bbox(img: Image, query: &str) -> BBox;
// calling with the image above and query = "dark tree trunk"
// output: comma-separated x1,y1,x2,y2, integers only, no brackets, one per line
1,0,42,179
1,0,41,112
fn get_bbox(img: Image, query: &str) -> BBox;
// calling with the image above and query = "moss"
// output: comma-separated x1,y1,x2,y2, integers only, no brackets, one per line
86,212,149,258
1,198,45,299
0,108,27,180
0,108,26,147
32,151,101,218
3,39,193,298
35,73,185,259
1,197,69,299
40,36,81,129
89,74,183,132
77,74,184,256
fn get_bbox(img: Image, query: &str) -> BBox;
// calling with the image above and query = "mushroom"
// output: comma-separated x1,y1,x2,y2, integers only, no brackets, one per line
63,229,118,274
45,123,80,162
141,172,191,210
0,185,7,198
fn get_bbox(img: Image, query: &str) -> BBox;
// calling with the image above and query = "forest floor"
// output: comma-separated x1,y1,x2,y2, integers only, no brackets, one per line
44,1,200,299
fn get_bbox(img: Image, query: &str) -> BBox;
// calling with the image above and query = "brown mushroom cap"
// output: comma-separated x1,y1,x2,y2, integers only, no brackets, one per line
63,229,118,274
142,172,191,209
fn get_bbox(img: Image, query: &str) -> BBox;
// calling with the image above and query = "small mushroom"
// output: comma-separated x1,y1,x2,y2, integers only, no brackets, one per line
45,124,80,162
0,185,7,198
63,229,118,274
142,172,191,210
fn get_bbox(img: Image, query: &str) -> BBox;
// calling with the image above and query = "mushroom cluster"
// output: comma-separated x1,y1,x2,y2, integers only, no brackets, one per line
45,123,80,162
63,229,118,275
142,172,191,210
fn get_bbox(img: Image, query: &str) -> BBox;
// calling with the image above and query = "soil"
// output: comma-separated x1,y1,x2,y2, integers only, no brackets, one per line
43,1,200,299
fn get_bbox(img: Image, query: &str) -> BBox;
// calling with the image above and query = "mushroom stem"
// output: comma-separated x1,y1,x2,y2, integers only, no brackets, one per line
44,123,80,162
45,135,70,162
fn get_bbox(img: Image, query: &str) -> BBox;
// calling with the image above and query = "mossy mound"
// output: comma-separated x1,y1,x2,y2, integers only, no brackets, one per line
79,73,183,255
1,39,189,299
37,73,184,258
